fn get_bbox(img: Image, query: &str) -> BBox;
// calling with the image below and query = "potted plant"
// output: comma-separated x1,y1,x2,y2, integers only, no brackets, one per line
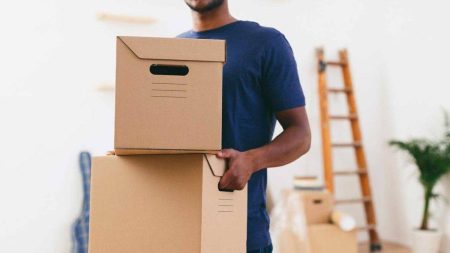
389,112,450,253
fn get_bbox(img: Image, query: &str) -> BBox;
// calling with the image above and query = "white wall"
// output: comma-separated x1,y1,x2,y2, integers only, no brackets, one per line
266,0,450,251
379,0,450,250
0,0,449,252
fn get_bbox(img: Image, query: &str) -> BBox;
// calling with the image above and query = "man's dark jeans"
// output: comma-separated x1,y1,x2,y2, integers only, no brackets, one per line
247,244,273,253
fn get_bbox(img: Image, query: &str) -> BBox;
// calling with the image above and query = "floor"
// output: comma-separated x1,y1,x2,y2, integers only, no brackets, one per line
359,242,411,253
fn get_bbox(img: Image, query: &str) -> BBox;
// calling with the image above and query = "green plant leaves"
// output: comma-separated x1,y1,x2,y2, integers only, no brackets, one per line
388,110,450,230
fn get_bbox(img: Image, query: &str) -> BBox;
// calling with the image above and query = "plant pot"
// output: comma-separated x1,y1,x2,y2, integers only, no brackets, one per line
411,229,442,253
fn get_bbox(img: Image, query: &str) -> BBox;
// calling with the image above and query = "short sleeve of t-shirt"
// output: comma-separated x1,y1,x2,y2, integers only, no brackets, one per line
262,32,306,112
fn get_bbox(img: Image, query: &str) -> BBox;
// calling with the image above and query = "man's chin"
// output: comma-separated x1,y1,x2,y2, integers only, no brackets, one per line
185,0,224,13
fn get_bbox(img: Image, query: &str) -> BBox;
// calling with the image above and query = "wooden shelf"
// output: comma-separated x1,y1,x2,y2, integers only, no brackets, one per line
96,83,115,92
97,12,156,24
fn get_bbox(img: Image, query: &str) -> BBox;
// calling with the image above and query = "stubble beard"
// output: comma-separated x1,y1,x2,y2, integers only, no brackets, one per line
185,0,225,13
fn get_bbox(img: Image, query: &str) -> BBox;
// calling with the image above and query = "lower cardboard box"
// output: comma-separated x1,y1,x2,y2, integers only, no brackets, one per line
88,154,247,253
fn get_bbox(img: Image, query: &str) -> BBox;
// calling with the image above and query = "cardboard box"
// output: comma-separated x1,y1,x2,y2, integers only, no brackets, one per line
277,229,310,253
299,191,333,225
275,224,357,253
114,36,226,155
274,190,356,253
308,224,357,253
88,154,247,253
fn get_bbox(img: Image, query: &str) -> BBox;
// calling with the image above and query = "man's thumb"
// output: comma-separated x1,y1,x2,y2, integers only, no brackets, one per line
216,149,234,158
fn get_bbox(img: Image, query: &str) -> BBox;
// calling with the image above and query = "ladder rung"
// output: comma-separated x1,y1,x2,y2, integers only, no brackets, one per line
335,196,372,204
329,114,358,120
357,224,377,231
328,88,352,93
334,170,367,176
332,142,362,148
326,61,345,66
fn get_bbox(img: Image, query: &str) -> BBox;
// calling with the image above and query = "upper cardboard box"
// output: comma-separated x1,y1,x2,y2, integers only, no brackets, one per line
114,36,226,155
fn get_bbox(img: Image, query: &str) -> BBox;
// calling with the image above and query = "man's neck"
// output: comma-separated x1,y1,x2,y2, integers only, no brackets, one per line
191,3,237,32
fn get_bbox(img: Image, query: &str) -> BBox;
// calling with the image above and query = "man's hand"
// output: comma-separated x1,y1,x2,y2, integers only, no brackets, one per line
216,149,258,191
215,108,311,191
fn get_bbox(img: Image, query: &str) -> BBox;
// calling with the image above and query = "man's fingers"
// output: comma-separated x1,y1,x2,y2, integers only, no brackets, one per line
218,170,231,190
219,164,237,190
217,149,247,191
219,166,246,191
218,150,235,190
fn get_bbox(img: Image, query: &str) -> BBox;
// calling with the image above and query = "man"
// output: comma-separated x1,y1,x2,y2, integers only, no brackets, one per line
178,1,311,252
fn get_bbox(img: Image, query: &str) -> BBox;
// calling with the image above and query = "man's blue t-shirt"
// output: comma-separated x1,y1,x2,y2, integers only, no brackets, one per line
178,20,305,251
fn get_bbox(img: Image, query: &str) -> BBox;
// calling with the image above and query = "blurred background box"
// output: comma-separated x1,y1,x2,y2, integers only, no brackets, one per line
299,191,333,225
272,190,357,253
308,224,358,253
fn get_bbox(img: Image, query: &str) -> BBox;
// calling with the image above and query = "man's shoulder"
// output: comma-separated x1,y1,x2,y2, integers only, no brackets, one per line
238,22,288,49
241,21,284,39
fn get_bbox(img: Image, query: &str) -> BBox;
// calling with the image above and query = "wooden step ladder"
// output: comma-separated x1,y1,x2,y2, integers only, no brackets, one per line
316,48,382,252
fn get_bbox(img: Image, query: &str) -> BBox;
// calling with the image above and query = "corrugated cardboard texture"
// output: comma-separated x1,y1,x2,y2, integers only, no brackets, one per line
89,155,203,252
299,191,333,225
114,36,224,153
89,154,247,253
308,224,358,253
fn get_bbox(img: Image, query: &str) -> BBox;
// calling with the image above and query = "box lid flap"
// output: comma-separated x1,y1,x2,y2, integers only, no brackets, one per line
204,154,225,177
118,36,226,62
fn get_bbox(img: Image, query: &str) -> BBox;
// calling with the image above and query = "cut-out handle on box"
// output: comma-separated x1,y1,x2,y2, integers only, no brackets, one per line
313,199,322,204
150,64,189,76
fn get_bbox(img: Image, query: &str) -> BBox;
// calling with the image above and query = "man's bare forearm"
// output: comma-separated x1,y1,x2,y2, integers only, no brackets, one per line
247,124,311,172
217,107,311,190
